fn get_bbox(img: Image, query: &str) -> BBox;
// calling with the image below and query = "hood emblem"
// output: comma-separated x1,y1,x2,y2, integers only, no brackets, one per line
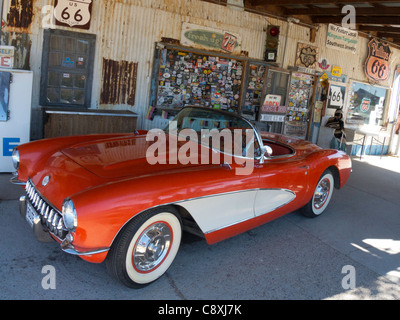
42,175,51,186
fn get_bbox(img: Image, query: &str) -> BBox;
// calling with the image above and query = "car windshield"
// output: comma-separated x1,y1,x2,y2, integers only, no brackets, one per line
165,107,262,158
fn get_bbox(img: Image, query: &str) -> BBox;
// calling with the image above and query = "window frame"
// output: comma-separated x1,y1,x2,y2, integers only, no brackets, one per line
40,29,96,108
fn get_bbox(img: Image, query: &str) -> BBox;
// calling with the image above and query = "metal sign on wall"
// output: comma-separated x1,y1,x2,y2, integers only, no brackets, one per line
181,22,242,55
364,38,392,82
295,43,319,69
54,0,93,30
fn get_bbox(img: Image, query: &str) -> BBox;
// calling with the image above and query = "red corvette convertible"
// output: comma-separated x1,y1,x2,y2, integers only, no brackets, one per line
11,106,351,288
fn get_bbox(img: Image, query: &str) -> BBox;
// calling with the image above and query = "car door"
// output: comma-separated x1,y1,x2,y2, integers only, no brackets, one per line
254,156,310,217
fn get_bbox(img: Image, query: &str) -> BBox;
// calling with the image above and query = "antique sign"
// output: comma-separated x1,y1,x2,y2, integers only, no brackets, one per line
364,38,392,82
295,43,318,69
0,46,14,69
54,0,93,30
181,23,242,55
326,24,358,55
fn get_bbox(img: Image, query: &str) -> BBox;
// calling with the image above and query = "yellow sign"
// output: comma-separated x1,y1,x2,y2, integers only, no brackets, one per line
321,72,329,81
332,66,342,77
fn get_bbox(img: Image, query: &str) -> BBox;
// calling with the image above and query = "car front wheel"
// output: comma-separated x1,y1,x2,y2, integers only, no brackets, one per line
106,207,182,288
301,170,334,218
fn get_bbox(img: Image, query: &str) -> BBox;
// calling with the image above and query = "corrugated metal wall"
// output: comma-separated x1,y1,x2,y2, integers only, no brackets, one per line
2,0,399,138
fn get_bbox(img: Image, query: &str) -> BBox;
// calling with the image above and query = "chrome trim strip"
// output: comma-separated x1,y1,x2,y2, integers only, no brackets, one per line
174,188,258,204
10,176,26,185
61,243,109,256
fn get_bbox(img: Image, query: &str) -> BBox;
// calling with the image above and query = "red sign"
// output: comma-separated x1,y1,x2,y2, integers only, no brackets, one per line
365,38,391,82
221,32,237,53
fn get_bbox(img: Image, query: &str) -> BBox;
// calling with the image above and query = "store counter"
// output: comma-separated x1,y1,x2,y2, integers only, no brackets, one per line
43,108,138,138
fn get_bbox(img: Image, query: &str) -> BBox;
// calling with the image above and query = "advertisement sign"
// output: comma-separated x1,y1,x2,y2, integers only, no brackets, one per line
181,23,242,55
326,24,358,54
54,0,93,30
364,38,392,82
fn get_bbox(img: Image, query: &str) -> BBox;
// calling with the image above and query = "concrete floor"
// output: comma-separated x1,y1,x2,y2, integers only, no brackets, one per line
1,155,400,300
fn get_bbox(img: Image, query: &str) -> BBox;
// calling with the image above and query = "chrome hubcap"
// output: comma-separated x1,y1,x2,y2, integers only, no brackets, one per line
133,222,172,272
313,178,330,209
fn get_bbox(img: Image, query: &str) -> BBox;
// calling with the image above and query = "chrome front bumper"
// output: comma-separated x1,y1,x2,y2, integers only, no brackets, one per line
19,195,54,243
19,194,109,256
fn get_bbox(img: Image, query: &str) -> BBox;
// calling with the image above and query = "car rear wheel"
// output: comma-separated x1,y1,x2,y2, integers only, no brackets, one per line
106,207,182,288
301,170,334,218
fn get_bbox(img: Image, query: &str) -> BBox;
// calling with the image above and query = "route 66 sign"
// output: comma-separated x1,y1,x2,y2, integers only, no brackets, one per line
295,43,318,69
54,0,93,30
365,38,392,82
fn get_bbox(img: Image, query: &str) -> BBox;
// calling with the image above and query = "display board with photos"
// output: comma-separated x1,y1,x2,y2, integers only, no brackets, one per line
155,48,244,113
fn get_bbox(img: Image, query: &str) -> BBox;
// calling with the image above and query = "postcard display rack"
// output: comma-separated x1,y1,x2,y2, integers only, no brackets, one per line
242,63,266,121
284,72,315,139
155,48,245,113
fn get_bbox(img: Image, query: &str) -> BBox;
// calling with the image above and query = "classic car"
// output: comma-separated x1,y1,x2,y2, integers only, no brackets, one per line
11,106,351,288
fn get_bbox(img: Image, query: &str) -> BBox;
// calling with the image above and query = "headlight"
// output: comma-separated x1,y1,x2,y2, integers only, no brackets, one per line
62,199,77,232
12,148,19,170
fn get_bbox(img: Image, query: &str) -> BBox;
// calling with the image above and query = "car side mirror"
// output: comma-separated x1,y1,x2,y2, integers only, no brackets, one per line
259,145,273,164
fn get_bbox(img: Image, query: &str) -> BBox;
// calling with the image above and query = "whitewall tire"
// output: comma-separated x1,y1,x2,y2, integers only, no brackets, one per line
106,207,182,288
301,170,335,218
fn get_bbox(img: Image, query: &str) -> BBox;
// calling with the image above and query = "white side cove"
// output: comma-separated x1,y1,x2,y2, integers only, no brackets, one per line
177,189,296,234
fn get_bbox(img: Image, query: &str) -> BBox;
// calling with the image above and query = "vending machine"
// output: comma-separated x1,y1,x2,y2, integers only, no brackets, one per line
0,68,33,172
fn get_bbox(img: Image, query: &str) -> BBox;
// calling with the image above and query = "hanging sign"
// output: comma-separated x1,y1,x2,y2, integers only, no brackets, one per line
54,0,93,30
364,38,392,82
326,24,358,54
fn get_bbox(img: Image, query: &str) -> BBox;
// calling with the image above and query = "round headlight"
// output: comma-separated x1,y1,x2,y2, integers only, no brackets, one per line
62,199,77,232
12,148,19,170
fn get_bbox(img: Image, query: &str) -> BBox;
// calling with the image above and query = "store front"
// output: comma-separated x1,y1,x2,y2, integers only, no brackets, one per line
1,0,400,159
149,42,320,141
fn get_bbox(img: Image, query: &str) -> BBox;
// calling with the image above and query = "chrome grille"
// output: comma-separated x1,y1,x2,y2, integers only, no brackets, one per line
25,180,67,240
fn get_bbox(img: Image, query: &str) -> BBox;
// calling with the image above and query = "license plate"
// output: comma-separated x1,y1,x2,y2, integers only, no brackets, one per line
26,202,39,228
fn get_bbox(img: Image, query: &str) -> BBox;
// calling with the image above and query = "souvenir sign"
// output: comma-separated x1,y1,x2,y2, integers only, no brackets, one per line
364,38,392,82
360,98,371,112
328,85,346,109
331,66,342,77
295,43,319,69
54,0,93,30
318,58,330,70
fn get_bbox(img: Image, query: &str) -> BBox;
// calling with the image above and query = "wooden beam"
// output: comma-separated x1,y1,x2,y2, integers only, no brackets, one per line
313,15,400,25
249,0,400,5
358,25,400,33
286,6,400,16
378,32,400,38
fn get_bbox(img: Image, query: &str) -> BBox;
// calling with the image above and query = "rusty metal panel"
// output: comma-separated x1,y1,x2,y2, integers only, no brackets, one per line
100,58,138,106
5,0,34,29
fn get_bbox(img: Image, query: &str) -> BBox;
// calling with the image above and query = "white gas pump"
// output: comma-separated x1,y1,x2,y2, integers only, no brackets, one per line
0,68,33,172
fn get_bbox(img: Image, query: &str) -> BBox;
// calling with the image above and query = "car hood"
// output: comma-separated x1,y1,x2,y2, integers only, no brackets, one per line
61,134,207,179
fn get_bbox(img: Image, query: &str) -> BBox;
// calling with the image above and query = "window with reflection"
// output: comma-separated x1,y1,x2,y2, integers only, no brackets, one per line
346,82,389,126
